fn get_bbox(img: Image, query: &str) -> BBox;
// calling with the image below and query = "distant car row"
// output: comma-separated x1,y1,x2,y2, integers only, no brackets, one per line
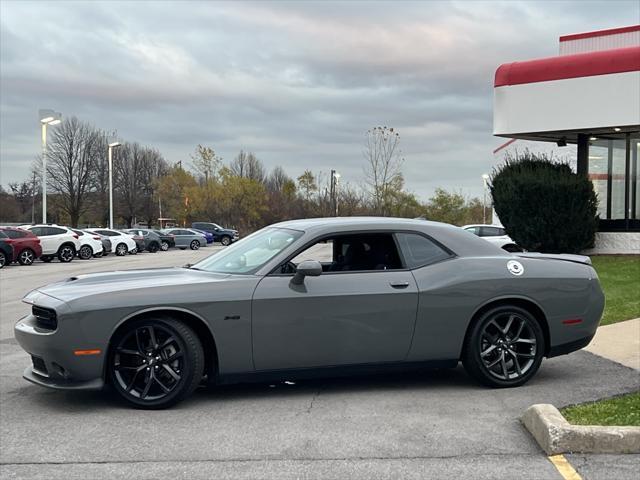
0,222,239,268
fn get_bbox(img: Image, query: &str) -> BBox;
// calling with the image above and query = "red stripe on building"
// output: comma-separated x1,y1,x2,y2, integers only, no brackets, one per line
560,25,640,42
494,46,640,87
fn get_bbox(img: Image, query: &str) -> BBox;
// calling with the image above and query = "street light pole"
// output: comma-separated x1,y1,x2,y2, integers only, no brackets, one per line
108,141,121,229
482,173,490,224
38,109,62,223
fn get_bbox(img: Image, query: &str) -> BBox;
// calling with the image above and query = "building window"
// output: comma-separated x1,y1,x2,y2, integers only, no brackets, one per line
588,133,640,231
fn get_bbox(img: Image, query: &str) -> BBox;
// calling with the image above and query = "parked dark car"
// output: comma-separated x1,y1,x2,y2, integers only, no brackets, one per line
125,229,162,253
192,222,239,245
90,232,112,256
152,230,176,251
0,227,42,265
121,230,146,253
0,236,14,268
191,228,214,244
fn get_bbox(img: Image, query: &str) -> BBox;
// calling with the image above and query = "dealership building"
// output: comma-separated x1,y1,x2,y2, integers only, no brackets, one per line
493,25,640,254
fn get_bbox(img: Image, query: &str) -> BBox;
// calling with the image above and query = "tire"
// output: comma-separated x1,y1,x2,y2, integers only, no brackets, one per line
41,255,53,263
220,236,231,246
189,240,200,250
148,242,159,253
0,251,5,269
78,245,93,260
18,248,36,266
462,305,545,388
57,245,75,263
129,247,138,255
160,241,169,251
115,243,128,256
108,317,205,409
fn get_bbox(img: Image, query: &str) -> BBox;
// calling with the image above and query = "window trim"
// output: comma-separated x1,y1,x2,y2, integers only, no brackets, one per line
268,229,456,276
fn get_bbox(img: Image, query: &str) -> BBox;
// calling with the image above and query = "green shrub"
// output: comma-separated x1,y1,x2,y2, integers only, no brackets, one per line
490,150,598,253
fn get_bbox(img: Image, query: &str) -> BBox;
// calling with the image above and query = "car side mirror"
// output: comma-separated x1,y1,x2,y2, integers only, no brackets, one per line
291,260,322,285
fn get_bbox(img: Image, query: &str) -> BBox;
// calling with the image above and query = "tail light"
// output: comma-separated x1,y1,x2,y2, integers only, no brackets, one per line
93,236,100,240
134,235,143,241
4,238,14,244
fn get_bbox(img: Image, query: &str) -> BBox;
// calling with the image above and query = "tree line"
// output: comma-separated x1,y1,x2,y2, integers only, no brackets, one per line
1,119,485,232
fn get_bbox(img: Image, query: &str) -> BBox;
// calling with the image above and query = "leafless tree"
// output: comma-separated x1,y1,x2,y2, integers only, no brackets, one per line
363,126,404,215
229,150,265,183
46,117,101,226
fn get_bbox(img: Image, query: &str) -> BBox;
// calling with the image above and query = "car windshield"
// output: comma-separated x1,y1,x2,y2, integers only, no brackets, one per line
192,227,302,274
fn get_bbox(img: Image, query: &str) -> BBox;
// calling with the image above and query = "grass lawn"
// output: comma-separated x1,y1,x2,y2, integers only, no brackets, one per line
561,391,640,426
590,255,640,325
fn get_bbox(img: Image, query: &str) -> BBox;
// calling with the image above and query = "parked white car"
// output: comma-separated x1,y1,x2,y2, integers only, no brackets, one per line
71,229,104,259
85,228,137,256
461,224,522,252
20,224,82,263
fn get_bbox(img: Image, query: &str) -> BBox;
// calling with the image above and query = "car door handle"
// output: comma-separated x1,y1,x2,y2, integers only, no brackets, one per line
389,281,410,289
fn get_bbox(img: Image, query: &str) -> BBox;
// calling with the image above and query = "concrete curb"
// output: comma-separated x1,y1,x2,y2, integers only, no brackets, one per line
522,404,640,455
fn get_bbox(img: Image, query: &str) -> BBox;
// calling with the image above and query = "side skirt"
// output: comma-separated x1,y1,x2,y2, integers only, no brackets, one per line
214,359,459,386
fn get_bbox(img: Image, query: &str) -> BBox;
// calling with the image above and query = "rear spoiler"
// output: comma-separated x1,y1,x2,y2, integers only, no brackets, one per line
515,252,592,266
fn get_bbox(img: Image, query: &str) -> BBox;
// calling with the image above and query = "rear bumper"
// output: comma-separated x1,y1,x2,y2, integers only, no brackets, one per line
547,334,595,358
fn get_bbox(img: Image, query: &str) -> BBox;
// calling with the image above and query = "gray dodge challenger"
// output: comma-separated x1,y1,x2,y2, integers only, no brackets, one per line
15,217,605,408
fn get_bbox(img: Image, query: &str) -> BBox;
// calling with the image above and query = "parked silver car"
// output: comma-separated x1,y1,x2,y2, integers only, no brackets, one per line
161,228,207,250
14,217,604,409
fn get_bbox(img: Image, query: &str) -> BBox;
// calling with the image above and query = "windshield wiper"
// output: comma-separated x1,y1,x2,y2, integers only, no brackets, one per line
182,263,203,270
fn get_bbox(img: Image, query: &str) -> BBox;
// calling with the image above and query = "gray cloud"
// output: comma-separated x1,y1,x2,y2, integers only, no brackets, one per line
1,0,636,199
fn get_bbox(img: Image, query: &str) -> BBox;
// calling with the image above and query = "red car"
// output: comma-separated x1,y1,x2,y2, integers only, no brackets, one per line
0,227,42,265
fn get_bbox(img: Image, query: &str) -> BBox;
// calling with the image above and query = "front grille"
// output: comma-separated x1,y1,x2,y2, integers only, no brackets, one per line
32,306,58,331
31,355,48,376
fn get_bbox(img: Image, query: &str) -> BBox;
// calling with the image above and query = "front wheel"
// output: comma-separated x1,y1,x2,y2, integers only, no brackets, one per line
189,240,200,250
462,305,544,388
220,236,231,246
115,243,127,256
18,248,36,266
78,245,93,260
0,251,5,268
108,317,205,409
57,245,75,263
160,241,169,251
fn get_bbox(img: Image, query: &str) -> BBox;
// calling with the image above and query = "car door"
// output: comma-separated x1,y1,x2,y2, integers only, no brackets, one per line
30,227,55,254
173,230,189,247
251,232,419,371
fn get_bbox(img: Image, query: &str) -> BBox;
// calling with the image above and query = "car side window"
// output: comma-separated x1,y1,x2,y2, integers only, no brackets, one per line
29,227,44,236
480,227,500,237
465,226,480,236
4,230,24,239
0,231,7,239
285,233,403,274
395,233,452,269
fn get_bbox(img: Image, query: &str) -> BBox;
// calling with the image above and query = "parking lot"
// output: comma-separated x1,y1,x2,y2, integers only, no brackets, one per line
0,252,639,479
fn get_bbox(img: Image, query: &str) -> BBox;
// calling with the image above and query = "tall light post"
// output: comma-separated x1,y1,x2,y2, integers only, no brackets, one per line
330,170,341,216
39,109,62,223
481,173,490,224
108,139,122,229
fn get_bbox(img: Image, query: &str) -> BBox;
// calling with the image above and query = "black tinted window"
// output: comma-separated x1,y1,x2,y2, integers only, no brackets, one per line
3,229,26,239
72,229,85,236
0,231,7,239
396,233,451,268
480,227,501,237
48,227,67,235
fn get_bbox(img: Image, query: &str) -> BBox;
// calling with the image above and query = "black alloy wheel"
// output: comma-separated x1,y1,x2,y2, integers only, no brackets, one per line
115,243,127,256
78,245,93,260
148,242,159,253
462,305,544,388
18,248,35,266
109,317,204,409
57,245,75,263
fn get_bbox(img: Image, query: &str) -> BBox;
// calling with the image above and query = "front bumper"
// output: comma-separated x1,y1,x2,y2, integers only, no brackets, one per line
15,308,106,391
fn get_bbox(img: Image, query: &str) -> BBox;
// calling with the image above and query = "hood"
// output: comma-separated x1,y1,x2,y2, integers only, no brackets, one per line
31,267,232,303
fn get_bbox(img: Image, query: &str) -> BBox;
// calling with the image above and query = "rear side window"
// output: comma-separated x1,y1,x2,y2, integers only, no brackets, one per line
479,227,501,237
395,233,452,269
0,231,7,239
48,227,67,235
72,229,85,236
3,229,26,239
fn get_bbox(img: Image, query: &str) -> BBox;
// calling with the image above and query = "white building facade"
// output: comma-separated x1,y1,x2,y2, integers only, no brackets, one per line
493,25,640,254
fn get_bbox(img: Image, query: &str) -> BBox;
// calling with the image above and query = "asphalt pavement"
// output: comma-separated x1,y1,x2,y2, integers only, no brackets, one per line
0,248,638,479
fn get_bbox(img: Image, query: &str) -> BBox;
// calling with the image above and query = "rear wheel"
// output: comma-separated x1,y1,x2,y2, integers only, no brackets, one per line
462,305,544,388
78,245,93,260
57,245,75,263
109,317,204,409
0,251,5,268
160,241,169,251
18,248,36,266
190,240,200,250
220,236,231,246
115,243,127,256
148,242,159,253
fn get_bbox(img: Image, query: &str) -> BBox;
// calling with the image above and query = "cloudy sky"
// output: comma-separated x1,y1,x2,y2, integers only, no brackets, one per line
0,0,636,199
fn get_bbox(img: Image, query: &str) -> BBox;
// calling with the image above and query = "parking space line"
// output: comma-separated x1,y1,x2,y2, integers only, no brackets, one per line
548,454,582,480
